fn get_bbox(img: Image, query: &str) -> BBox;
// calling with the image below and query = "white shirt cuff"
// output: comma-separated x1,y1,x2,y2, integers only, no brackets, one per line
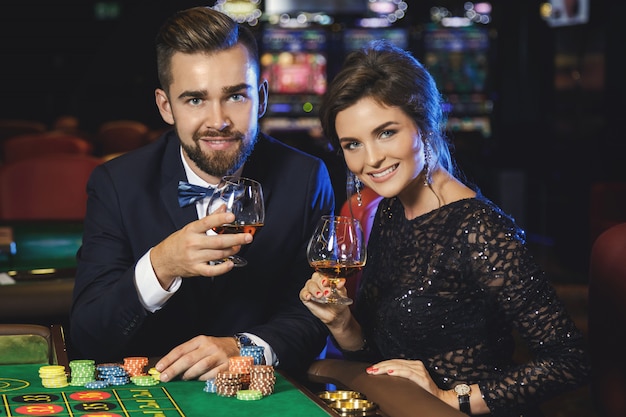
135,249,182,313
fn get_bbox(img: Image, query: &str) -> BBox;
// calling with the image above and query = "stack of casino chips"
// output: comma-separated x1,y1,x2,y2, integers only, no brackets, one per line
122,356,149,377
96,363,130,386
148,367,161,382
236,389,264,401
240,345,265,365
204,378,217,393
39,365,68,388
69,359,96,387
248,365,276,396
214,371,243,397
228,356,254,387
130,375,160,386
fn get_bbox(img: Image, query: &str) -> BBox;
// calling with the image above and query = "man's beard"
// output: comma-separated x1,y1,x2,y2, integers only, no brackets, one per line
181,129,258,178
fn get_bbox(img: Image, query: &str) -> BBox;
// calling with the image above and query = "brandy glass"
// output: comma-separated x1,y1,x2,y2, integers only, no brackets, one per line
206,176,265,267
307,215,366,305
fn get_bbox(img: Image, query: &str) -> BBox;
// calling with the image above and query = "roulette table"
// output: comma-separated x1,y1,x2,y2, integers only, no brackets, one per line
0,363,335,417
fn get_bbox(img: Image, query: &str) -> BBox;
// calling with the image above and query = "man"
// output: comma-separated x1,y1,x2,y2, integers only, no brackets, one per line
70,6,334,382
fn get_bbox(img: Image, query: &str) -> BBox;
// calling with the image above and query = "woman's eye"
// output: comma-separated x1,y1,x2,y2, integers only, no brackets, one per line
343,141,360,151
380,129,395,139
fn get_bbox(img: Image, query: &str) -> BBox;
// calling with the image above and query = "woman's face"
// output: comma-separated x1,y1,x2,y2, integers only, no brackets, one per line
335,96,425,199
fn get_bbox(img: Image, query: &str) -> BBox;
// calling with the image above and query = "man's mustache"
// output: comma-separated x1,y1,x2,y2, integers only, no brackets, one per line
194,130,244,141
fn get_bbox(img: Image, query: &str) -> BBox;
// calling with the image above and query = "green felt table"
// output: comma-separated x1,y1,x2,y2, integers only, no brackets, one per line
0,364,334,417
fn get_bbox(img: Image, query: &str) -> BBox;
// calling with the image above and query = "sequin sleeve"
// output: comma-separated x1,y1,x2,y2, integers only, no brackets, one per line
464,203,590,416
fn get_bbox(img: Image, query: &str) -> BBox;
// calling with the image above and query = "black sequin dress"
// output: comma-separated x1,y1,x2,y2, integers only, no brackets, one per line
346,195,590,417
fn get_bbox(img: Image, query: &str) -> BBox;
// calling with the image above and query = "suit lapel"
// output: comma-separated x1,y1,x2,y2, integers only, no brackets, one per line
242,134,273,203
159,131,199,229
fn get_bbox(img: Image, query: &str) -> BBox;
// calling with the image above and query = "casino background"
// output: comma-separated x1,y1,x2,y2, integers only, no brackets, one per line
1,0,621,280
0,2,619,416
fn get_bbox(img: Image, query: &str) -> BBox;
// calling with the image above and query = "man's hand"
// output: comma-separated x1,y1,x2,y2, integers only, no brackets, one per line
150,212,253,289
155,335,240,382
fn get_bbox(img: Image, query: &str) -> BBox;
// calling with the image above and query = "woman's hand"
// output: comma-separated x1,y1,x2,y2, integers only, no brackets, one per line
366,359,444,398
299,272,351,326
300,272,364,351
366,359,488,413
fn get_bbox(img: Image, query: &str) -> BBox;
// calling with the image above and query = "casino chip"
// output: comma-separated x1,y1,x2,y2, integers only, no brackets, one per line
97,363,129,386
131,375,160,386
203,378,217,393
123,356,149,377
229,356,254,387
69,360,96,387
236,389,263,401
240,345,265,365
205,364,276,397
215,371,243,397
249,365,276,396
39,365,68,388
85,380,110,389
148,367,161,381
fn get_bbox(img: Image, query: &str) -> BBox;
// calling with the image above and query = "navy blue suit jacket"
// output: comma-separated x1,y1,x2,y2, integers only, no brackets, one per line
70,130,335,376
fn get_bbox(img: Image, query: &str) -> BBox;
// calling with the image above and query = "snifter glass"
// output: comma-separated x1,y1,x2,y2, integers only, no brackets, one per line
306,215,366,305
206,176,265,267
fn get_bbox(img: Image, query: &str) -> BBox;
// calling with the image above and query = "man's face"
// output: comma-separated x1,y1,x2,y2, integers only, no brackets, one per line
155,44,267,184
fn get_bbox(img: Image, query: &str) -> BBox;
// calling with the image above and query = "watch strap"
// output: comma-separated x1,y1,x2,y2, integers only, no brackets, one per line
458,393,471,415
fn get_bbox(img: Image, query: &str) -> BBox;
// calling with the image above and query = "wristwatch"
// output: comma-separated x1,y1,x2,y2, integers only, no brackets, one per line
454,383,471,415
233,333,256,350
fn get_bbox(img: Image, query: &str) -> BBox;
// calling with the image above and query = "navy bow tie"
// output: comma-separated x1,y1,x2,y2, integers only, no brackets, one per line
178,181,215,207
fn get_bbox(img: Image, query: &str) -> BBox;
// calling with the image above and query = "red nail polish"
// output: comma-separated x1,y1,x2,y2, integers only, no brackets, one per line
387,369,394,374
323,290,330,296
316,291,322,297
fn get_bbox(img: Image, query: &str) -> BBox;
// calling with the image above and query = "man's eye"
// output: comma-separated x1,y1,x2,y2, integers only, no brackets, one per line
189,98,203,106
230,94,245,102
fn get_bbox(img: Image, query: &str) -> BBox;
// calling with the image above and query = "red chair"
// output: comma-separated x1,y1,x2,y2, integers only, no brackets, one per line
588,222,626,417
96,120,149,156
589,182,626,245
0,154,102,220
2,132,93,164
339,187,383,299
0,119,48,161
0,119,47,142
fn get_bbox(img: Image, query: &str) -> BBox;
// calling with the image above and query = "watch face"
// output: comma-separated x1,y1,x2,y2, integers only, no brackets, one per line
236,334,254,346
455,384,471,396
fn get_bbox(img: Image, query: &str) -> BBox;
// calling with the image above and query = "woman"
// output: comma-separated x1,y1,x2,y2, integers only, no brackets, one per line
300,41,589,416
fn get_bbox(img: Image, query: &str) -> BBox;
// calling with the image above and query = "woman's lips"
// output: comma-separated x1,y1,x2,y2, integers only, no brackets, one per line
368,164,398,180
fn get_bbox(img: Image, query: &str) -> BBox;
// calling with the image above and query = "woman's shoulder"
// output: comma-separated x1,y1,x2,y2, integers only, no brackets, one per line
454,194,526,242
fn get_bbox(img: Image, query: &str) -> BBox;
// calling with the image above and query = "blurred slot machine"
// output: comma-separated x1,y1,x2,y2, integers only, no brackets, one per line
260,27,328,138
421,12,497,199
343,27,409,52
260,25,349,208
422,23,493,139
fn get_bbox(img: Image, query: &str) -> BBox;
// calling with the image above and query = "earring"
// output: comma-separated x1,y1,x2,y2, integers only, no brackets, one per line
355,176,363,206
423,138,432,187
